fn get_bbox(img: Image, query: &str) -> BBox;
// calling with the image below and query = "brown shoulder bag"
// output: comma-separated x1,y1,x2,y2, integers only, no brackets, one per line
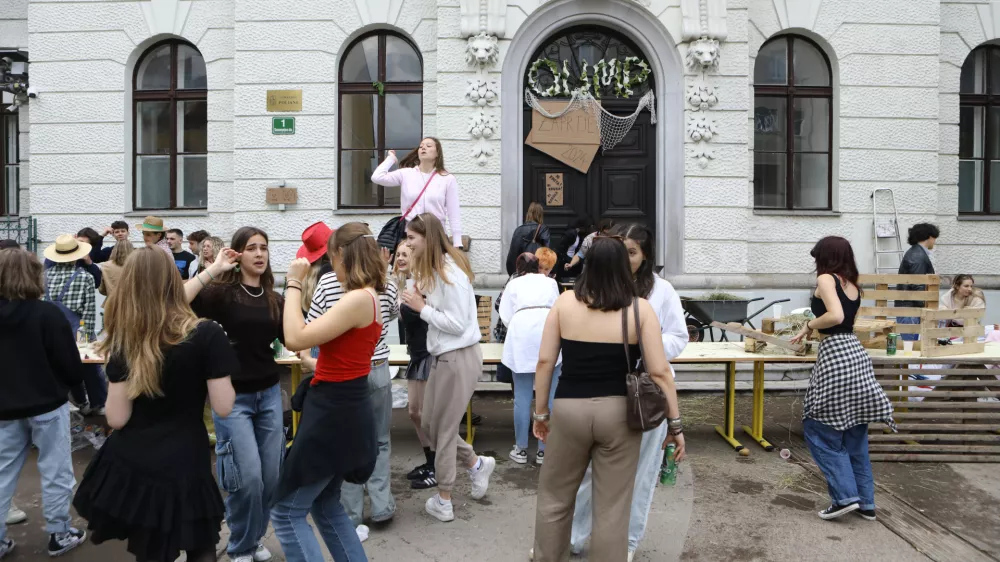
622,298,667,431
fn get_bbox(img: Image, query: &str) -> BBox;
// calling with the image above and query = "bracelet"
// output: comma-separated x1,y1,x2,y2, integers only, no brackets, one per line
286,285,301,292
196,275,207,288
669,426,684,436
205,269,215,281
667,417,682,427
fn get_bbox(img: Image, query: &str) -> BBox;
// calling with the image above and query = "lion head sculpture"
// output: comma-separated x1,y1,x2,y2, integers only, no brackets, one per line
466,32,499,67
685,37,720,71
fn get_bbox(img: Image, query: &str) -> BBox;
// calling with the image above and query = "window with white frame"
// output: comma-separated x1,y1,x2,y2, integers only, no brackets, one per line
133,40,207,210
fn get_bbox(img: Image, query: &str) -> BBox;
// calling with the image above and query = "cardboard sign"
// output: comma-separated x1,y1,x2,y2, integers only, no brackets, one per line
545,173,565,206
266,187,298,205
525,100,601,173
267,90,303,112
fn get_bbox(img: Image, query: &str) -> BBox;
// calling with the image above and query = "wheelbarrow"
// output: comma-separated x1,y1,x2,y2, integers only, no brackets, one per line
681,297,791,342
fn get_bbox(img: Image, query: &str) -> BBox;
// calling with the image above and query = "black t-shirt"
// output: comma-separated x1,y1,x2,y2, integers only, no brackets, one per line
172,251,196,280
104,321,237,476
191,284,285,393
400,304,429,360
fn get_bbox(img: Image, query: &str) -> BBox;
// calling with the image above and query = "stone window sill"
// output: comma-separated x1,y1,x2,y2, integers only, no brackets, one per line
125,210,210,218
753,209,841,217
957,215,1000,221
332,208,397,216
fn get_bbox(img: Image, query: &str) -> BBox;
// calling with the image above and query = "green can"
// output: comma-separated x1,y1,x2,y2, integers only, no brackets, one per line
886,333,898,356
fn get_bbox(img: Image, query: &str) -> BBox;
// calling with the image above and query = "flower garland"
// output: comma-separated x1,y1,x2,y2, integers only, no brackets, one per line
526,56,652,99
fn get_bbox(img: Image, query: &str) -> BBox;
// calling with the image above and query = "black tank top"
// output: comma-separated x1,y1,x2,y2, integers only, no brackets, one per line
557,339,640,399
810,277,860,335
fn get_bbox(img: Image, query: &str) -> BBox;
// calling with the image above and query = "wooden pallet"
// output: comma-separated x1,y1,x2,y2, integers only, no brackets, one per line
475,295,492,343
919,308,986,358
857,273,939,350
870,357,1000,462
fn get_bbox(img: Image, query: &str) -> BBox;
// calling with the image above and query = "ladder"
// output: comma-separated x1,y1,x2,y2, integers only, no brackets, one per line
871,188,903,273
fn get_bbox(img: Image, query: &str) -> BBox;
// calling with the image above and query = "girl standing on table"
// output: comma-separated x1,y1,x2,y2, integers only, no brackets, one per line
272,222,385,562
568,224,689,560
371,138,464,248
790,236,895,522
499,252,561,465
183,227,284,562
394,242,438,489
73,248,237,562
400,213,494,522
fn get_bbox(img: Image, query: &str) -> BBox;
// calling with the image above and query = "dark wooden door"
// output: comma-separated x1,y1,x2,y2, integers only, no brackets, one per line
522,98,657,245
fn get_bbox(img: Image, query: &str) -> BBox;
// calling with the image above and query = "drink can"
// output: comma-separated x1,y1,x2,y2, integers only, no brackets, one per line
886,333,898,356
272,338,284,358
660,444,677,486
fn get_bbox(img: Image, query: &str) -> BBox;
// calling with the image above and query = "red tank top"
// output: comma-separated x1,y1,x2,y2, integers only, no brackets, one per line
313,291,382,384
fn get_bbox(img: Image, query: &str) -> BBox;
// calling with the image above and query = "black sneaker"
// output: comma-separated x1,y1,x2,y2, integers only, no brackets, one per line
411,474,438,490
857,508,876,521
0,538,15,560
407,464,433,481
47,528,85,556
818,503,859,520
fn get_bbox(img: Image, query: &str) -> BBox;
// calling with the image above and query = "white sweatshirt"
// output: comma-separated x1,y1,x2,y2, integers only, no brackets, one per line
648,276,689,360
419,257,481,356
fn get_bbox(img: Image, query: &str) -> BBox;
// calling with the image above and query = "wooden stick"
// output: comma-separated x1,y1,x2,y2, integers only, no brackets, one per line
877,423,1000,431
874,368,997,376
868,434,1000,442
864,289,938,301
885,401,1000,409
876,380,1000,387
859,274,938,285
870,454,1000,462
859,306,925,317
893,412,1000,419
709,322,805,353
868,444,1000,453
921,308,987,321
884,390,1000,398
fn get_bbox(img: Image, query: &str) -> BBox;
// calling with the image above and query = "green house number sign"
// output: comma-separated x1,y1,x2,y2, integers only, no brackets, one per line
272,117,295,135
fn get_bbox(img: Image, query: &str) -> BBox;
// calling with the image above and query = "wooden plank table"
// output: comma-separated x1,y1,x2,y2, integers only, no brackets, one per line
389,344,503,445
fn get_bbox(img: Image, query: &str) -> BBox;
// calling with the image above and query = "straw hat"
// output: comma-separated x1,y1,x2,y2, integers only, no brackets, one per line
296,222,335,263
135,216,166,233
43,234,92,263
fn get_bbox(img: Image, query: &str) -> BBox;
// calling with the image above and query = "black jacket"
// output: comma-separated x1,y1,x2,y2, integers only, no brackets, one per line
505,221,551,275
896,245,935,308
0,299,85,420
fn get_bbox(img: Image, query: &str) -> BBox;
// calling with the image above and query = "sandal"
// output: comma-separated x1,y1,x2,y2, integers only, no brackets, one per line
411,475,438,490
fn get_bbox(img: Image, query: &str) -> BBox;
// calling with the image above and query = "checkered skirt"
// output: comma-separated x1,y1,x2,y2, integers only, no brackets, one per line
802,333,897,431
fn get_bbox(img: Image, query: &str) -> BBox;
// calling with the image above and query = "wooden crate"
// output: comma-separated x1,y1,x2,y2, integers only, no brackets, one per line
857,273,940,350
870,357,1000,462
475,295,492,343
919,308,986,358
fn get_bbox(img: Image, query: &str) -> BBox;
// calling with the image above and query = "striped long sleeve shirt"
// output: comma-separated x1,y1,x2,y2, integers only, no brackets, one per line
306,272,399,362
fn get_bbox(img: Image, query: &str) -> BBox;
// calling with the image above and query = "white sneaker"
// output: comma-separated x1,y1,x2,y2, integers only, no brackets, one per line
94,407,106,417
469,456,495,500
231,556,253,562
5,503,26,525
252,544,272,562
355,525,369,543
509,445,528,464
628,550,635,562
425,494,455,522
535,450,545,465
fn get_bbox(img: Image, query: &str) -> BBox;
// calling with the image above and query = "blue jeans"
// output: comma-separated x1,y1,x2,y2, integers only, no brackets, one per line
213,383,285,557
70,364,108,409
0,404,75,542
897,316,920,342
803,418,875,510
570,420,668,552
341,362,395,526
512,364,562,450
271,474,368,562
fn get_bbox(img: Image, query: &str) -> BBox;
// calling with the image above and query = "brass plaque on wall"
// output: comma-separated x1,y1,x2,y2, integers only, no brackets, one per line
267,90,303,112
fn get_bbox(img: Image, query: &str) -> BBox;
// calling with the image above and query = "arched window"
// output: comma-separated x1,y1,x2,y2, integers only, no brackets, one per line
959,46,1000,214
753,36,832,210
133,40,207,210
338,32,422,208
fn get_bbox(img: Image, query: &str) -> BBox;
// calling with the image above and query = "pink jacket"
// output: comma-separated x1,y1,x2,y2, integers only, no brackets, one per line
371,154,463,247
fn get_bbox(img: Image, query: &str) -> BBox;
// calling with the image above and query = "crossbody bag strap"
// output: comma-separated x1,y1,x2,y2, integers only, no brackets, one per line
531,222,542,243
56,268,83,304
632,298,646,371
622,302,633,372
402,170,437,221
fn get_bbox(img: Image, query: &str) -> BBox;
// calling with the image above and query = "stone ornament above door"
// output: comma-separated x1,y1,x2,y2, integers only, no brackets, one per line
461,0,503,166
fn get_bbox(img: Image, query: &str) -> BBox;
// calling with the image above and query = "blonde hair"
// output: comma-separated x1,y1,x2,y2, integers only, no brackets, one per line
97,248,202,399
301,260,326,312
406,213,473,293
327,222,386,292
0,248,44,300
392,240,410,287
109,240,134,267
525,202,544,224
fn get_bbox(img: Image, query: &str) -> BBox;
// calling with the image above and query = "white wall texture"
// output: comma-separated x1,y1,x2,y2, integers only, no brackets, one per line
9,0,1000,289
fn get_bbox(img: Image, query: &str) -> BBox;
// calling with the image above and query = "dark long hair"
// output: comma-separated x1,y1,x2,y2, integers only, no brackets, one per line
515,252,539,275
77,227,102,249
218,226,281,321
810,236,860,290
574,236,635,311
398,137,449,175
613,223,655,299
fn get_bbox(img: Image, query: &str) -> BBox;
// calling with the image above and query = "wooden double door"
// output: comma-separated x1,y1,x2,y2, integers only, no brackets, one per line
522,98,657,246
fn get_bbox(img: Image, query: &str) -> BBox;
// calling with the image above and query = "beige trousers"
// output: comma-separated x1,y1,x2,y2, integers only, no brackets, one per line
421,344,483,492
533,396,642,562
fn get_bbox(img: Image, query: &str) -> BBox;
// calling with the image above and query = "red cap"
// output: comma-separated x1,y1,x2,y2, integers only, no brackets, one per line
296,222,334,263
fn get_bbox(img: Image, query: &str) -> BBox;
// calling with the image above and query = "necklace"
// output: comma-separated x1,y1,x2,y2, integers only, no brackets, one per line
240,283,264,298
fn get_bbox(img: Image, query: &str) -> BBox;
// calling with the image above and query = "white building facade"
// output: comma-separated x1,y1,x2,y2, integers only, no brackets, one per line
2,0,998,291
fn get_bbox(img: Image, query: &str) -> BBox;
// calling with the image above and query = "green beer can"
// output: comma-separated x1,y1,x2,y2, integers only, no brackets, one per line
886,333,898,356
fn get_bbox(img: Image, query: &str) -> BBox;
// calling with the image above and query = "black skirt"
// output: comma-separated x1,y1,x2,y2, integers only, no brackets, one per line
273,376,378,504
72,422,223,562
